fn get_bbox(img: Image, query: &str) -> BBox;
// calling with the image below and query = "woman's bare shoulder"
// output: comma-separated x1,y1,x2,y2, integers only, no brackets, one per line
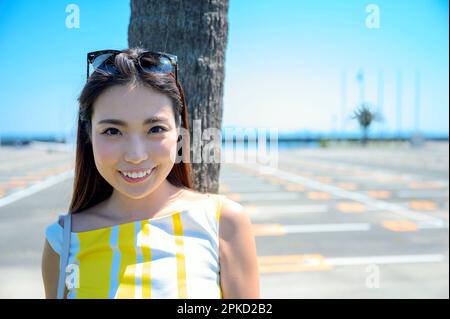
65,201,110,232
179,188,215,201
218,196,247,234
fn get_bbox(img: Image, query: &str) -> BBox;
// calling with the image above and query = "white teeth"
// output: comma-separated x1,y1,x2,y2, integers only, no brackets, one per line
121,169,152,179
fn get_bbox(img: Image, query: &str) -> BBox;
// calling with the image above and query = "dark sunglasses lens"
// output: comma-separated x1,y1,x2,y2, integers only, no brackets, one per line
140,54,174,74
90,53,118,76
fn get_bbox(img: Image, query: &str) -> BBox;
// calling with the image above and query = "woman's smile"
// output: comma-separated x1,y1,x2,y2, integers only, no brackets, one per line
118,167,156,183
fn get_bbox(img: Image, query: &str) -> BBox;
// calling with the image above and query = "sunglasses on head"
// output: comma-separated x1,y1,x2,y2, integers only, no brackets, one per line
86,50,178,82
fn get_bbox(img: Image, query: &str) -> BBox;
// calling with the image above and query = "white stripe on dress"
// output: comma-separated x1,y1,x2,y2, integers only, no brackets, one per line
108,225,120,299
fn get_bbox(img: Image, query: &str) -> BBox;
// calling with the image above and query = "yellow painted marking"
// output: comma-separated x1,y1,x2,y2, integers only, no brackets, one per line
8,180,28,188
336,202,366,213
228,193,241,202
367,190,391,199
244,205,258,215
382,220,418,232
335,167,349,173
258,254,332,273
285,183,305,192
298,171,314,177
235,166,256,175
315,176,333,184
307,192,331,200
219,184,230,193
26,173,46,180
409,181,443,189
252,224,286,236
388,176,406,183
20,175,36,181
356,170,377,177
409,201,437,211
1,185,16,191
336,182,358,190
266,176,286,185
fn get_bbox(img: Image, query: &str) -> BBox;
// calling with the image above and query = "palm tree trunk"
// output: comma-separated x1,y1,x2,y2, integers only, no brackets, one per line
362,127,368,146
128,0,229,193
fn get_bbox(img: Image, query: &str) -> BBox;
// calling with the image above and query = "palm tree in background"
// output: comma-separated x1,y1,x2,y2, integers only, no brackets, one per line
128,0,229,193
351,103,382,145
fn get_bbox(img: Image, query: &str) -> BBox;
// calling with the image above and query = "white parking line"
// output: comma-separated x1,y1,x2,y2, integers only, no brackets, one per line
258,253,447,273
279,153,449,187
233,192,301,201
396,189,449,199
248,204,329,214
417,220,450,229
325,254,446,266
254,221,448,236
241,163,445,224
0,170,74,208
284,223,371,233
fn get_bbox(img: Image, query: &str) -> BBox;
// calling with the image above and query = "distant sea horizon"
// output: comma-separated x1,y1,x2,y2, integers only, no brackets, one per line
0,129,447,148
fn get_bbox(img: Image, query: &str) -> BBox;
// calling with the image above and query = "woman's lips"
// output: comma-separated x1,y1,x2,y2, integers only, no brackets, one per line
118,168,155,184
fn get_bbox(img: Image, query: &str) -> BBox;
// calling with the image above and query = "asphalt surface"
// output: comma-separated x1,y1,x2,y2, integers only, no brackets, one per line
0,141,448,298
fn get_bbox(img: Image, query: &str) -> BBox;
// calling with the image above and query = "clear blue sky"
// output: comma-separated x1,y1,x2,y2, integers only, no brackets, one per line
0,0,448,140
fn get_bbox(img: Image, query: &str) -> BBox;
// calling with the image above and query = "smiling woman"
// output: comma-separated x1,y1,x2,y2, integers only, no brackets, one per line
90,83,184,203
41,47,260,300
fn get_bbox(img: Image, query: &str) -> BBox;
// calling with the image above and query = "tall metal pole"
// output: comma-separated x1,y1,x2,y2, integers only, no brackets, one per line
396,70,402,136
341,70,347,133
377,69,384,134
414,70,421,132
357,69,365,104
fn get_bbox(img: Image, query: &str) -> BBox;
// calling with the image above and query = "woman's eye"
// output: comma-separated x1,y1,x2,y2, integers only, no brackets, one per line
101,128,121,136
149,126,166,134
101,126,166,136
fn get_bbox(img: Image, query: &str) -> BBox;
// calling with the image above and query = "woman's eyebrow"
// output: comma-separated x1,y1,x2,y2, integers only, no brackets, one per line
97,116,168,126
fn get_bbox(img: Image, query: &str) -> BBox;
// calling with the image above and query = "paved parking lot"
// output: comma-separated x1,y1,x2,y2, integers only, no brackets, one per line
0,142,448,298
219,142,449,298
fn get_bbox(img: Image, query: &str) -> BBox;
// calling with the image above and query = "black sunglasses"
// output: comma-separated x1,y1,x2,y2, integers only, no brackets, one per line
86,50,178,82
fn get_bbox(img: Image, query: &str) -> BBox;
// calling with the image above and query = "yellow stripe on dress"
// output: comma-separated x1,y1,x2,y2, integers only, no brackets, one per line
172,212,187,298
76,228,113,298
216,195,224,299
116,222,137,298
140,220,152,299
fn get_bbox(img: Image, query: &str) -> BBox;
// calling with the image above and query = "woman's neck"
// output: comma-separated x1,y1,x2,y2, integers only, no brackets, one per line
105,179,186,221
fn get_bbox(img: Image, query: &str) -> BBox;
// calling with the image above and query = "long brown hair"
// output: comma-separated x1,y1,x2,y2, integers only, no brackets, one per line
69,47,193,214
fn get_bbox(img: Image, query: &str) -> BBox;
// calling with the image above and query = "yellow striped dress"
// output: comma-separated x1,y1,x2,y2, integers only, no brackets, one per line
45,194,225,299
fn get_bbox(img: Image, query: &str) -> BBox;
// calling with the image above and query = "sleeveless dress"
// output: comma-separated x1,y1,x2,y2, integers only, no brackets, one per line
45,193,225,299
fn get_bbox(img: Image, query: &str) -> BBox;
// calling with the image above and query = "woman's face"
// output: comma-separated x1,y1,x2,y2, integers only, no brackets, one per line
91,84,179,199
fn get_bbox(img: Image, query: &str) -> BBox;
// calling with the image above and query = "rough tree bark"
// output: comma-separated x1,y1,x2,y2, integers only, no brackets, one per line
128,0,229,193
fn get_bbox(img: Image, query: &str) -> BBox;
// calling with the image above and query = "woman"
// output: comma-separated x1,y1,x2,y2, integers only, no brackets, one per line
41,47,260,299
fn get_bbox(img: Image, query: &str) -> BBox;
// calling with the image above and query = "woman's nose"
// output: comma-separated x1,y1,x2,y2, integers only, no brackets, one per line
124,135,149,163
